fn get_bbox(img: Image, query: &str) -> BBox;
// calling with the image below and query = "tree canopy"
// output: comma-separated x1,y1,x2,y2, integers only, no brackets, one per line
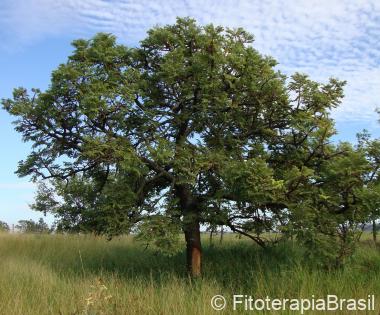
3,18,379,276
0,221,10,232
15,218,50,233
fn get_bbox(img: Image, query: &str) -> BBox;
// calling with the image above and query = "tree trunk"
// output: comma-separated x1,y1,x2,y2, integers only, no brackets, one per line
219,225,224,244
176,184,202,277
373,220,377,244
184,219,202,277
209,229,214,246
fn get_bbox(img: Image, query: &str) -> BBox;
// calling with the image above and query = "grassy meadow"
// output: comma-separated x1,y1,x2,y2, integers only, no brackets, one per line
0,232,379,314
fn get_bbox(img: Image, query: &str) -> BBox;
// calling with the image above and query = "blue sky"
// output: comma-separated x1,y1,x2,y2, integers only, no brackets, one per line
1,0,380,226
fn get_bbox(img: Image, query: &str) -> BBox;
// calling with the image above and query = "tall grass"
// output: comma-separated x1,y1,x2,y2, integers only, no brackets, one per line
0,232,379,314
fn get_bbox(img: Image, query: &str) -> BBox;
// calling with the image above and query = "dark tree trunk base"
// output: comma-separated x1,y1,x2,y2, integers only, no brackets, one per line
184,220,202,277
373,220,377,244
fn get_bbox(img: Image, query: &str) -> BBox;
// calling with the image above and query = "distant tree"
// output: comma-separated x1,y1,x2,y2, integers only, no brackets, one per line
16,220,35,233
37,217,50,233
0,221,10,232
16,218,50,233
3,18,355,276
206,223,218,246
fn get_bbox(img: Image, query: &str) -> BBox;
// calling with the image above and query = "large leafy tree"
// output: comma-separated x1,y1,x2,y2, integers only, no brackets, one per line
3,18,347,276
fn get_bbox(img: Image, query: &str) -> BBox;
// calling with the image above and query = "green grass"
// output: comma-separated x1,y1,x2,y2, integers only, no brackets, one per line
0,232,379,314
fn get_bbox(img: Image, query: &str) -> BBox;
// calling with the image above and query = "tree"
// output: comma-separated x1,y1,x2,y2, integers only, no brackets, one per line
0,221,10,232
288,142,376,267
356,131,380,244
16,218,50,233
2,18,347,276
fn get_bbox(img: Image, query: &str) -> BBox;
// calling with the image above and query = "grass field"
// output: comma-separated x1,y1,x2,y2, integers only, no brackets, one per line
0,232,379,314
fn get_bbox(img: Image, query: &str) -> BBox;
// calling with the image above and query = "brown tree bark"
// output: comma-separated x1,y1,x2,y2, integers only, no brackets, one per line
176,184,202,277
184,219,202,277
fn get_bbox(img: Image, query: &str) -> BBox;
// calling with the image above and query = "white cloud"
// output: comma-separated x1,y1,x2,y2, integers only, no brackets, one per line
1,0,380,122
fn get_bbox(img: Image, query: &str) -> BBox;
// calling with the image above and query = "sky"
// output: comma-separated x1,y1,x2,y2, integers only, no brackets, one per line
0,0,380,226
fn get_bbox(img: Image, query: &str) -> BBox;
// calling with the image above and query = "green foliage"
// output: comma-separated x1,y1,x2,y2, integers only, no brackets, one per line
287,142,380,267
4,17,377,268
0,221,10,232
135,215,182,255
16,218,50,233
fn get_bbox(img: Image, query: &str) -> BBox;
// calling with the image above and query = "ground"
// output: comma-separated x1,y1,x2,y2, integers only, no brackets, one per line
0,232,379,314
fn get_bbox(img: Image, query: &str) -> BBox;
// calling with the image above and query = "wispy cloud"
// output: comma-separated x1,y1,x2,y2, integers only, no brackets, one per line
1,0,379,122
